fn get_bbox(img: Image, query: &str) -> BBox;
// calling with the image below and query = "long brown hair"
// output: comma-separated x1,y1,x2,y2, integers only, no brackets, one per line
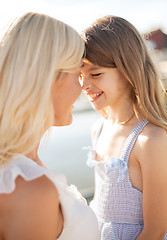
83,16,167,130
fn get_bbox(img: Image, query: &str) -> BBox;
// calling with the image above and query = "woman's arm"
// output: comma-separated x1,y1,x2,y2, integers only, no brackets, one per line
136,126,167,239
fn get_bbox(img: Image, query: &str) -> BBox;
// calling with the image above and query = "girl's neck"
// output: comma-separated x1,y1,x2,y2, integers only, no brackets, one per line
115,112,135,125
105,101,136,126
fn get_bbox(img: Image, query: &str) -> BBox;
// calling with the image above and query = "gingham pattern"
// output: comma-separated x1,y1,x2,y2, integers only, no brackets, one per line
86,120,167,239
105,120,149,181
87,120,149,181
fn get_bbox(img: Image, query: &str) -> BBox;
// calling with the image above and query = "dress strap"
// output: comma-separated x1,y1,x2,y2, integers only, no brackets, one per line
120,120,149,162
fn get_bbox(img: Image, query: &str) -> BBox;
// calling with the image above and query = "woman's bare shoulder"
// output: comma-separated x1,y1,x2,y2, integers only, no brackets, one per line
0,175,60,239
13,174,59,202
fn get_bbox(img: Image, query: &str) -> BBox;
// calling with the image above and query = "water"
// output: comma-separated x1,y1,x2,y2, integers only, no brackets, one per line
38,109,100,198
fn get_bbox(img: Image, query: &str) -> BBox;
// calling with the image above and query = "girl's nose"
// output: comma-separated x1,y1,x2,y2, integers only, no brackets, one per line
79,75,91,91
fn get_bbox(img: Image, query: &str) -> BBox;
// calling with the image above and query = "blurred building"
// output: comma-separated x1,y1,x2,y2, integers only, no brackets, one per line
145,28,167,61
145,29,167,99
146,29,167,51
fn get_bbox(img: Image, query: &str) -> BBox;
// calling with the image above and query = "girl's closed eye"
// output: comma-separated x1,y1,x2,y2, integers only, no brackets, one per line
91,73,102,78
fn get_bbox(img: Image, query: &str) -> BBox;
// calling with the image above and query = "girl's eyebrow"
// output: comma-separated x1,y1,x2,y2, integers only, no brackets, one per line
89,67,99,71
86,66,102,72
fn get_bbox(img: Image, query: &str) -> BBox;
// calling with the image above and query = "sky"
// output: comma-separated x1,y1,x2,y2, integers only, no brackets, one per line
0,0,166,36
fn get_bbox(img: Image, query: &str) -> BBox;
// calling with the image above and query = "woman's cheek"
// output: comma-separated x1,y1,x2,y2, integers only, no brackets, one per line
75,78,82,96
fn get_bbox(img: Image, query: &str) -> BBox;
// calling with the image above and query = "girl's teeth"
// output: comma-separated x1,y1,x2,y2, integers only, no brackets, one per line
89,93,102,99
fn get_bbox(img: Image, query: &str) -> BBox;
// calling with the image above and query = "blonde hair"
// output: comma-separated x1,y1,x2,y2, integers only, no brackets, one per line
83,16,167,130
0,12,84,164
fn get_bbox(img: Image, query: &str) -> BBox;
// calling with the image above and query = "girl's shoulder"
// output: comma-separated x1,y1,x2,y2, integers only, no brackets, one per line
135,122,167,163
137,122,167,146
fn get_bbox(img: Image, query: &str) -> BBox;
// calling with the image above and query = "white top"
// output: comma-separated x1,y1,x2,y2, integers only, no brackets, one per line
0,155,100,240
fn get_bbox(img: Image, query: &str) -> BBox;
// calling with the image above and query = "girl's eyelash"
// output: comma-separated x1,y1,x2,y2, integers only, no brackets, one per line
92,73,102,77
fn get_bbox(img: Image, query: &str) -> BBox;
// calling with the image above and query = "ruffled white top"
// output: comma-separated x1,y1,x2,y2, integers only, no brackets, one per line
0,155,100,240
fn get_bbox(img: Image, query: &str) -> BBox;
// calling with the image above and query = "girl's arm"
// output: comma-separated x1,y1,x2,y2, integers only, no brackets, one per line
136,126,167,239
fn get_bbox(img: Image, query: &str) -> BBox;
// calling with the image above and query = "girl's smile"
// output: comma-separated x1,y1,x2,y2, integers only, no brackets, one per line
86,91,104,102
80,62,130,112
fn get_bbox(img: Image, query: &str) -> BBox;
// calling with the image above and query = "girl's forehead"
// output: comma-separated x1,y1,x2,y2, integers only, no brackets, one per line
82,61,102,72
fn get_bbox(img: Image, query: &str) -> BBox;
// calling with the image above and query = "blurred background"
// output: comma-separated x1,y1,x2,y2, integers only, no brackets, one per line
0,0,167,200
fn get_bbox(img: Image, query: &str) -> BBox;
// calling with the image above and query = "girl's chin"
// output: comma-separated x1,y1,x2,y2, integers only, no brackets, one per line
91,103,103,112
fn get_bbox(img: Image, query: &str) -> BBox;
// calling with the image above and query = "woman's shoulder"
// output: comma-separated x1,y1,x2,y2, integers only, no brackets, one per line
16,173,59,198
0,174,59,215
0,174,60,239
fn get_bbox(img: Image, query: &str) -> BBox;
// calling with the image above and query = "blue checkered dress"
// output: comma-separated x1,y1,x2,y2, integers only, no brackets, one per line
86,120,167,240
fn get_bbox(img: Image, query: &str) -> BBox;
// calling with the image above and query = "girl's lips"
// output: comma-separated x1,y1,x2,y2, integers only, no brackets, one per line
87,92,104,102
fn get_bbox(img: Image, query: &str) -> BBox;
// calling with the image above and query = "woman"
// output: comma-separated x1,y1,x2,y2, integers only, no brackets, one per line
0,12,99,239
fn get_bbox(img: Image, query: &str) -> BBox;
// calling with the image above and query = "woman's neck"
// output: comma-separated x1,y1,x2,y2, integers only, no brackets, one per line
26,144,45,167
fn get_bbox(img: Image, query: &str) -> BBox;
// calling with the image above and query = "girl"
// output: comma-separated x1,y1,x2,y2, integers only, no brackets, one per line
0,12,99,239
80,16,167,239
